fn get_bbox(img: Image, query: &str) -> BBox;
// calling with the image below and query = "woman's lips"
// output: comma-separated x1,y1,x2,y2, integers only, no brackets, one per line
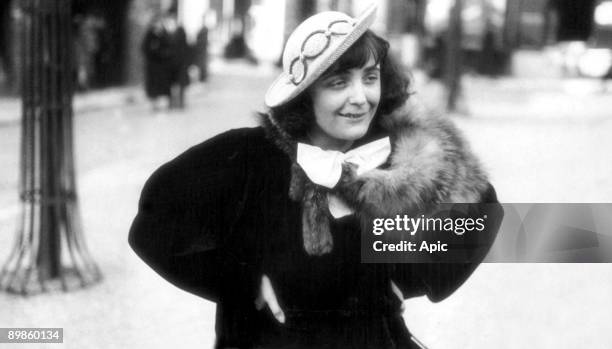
338,112,367,119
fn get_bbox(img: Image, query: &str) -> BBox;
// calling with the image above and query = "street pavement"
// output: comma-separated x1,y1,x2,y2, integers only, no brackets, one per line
0,59,611,348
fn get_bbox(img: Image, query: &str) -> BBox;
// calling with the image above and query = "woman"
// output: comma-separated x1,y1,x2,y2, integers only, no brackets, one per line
129,5,502,348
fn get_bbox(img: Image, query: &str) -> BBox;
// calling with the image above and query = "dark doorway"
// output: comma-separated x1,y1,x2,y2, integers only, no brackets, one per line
72,0,130,89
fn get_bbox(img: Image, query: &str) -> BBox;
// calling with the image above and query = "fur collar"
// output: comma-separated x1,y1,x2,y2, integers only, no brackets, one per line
261,98,489,255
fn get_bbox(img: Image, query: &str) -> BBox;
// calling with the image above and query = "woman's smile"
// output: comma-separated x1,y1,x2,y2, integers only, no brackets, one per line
338,111,368,119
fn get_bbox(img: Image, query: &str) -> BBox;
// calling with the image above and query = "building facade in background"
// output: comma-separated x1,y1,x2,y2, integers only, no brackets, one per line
0,0,606,96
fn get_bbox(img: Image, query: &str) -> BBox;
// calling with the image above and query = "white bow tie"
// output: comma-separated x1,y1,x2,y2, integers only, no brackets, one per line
297,137,391,218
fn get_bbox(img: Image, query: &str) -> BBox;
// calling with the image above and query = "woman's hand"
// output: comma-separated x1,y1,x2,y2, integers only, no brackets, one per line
254,274,286,324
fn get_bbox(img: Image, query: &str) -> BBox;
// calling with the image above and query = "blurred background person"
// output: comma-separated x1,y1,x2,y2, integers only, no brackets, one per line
73,12,106,91
142,10,190,111
192,18,209,83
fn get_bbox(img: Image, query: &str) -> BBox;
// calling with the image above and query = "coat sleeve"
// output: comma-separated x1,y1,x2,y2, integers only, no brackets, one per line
392,184,504,302
128,128,259,302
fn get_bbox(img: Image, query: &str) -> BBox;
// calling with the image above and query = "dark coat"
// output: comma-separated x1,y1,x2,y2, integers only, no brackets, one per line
129,117,503,348
142,24,190,98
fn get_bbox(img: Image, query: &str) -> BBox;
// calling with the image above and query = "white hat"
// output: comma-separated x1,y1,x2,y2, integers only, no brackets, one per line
264,4,377,108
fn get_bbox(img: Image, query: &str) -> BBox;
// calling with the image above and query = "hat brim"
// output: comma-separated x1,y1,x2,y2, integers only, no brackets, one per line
264,4,377,108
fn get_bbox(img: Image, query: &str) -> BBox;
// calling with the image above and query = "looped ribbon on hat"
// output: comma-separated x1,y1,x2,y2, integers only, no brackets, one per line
297,137,391,218
288,19,355,85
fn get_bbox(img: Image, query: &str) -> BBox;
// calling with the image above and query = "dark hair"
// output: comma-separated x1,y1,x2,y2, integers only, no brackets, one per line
269,30,411,139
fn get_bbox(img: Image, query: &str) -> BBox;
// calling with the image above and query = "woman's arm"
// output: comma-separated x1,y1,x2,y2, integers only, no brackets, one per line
128,128,257,301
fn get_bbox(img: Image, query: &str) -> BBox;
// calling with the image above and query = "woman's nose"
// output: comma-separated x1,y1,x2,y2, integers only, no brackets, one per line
347,82,367,105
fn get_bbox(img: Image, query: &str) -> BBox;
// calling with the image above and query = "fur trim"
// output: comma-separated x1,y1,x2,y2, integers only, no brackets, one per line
260,98,489,255
301,183,333,255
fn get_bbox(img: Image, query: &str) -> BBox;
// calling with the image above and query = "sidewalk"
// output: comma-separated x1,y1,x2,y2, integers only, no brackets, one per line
412,72,612,122
0,87,143,127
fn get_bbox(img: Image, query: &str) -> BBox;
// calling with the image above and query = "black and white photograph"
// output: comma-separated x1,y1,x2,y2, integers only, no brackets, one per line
1,0,611,348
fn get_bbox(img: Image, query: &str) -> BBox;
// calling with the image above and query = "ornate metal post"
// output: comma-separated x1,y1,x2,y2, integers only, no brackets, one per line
0,0,101,295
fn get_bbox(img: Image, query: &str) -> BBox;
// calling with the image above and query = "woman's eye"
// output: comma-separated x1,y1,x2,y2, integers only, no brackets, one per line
327,79,346,88
364,74,379,83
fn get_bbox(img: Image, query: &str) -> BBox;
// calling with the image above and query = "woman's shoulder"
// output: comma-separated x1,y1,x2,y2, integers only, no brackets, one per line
147,127,274,188
170,126,269,164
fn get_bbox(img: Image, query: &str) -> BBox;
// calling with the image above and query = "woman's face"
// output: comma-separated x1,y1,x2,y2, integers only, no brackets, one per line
309,56,381,150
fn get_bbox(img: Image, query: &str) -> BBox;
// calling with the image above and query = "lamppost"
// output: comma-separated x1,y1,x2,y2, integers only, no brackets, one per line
0,0,101,295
